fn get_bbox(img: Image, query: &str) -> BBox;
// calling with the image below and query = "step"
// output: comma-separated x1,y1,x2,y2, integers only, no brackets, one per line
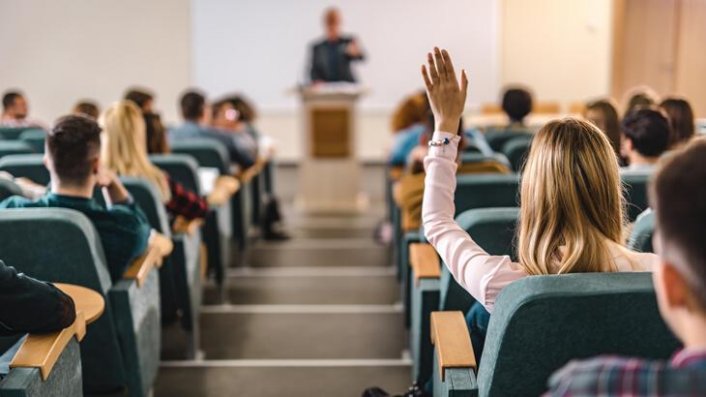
246,243,391,268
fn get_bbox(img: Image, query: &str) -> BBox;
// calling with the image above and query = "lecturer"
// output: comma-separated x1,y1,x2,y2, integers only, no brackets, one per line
309,8,365,84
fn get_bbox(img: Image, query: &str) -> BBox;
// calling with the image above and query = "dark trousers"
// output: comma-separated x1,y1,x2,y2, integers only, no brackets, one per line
466,302,491,365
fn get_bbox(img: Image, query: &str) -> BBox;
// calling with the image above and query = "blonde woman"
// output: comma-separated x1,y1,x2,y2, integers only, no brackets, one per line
421,49,657,359
101,101,208,221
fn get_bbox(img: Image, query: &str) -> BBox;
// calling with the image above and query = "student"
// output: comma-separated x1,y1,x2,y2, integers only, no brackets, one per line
391,91,428,134
72,100,100,120
501,87,533,128
101,101,208,222
660,97,695,149
210,100,258,159
421,48,656,360
0,91,46,129
170,90,255,170
623,86,659,118
124,88,170,154
546,139,706,396
0,115,151,283
584,98,621,157
620,108,670,172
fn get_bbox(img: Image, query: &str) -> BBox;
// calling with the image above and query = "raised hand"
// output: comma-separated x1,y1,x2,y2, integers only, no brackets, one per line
421,48,468,134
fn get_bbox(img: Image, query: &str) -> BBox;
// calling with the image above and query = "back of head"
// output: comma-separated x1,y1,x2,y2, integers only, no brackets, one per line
124,88,154,112
47,115,102,187
502,87,533,124
180,90,205,121
226,95,257,123
659,97,695,148
585,98,621,155
73,101,100,120
518,118,624,275
622,108,670,158
651,138,706,311
2,91,22,111
624,86,658,117
391,91,429,132
144,112,169,154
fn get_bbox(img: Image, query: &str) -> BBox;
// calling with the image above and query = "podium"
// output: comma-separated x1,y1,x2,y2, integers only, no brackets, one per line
295,83,368,213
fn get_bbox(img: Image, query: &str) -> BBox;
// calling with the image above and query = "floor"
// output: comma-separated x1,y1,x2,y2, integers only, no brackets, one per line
154,165,411,396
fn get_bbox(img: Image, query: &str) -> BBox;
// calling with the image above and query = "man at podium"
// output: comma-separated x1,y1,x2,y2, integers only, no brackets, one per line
309,8,365,84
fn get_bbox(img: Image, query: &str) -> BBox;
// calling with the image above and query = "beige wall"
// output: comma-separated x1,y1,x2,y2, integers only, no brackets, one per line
0,0,191,124
500,0,614,110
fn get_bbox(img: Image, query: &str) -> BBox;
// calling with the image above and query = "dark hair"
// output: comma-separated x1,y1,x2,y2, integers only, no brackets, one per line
180,90,205,121
651,138,706,310
625,92,655,118
585,99,621,155
2,91,23,110
144,112,169,154
211,99,227,120
73,101,100,120
47,115,102,186
226,95,257,122
124,88,154,111
621,108,670,158
502,88,533,123
660,98,695,148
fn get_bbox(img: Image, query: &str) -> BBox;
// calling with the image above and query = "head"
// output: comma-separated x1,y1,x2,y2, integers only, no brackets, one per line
180,90,207,122
73,101,100,120
45,115,102,189
323,7,341,39
124,88,154,113
659,97,695,148
623,86,658,117
144,112,169,154
391,91,429,133
226,95,257,123
518,118,624,275
2,91,28,119
584,98,621,156
211,100,239,130
100,101,170,200
620,108,670,164
502,87,533,124
650,139,706,341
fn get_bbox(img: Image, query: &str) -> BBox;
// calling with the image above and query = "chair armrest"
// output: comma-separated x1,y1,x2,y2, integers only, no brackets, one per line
207,175,241,206
123,246,162,287
149,230,174,258
54,283,105,325
410,243,441,285
431,311,477,381
237,157,267,184
172,216,204,236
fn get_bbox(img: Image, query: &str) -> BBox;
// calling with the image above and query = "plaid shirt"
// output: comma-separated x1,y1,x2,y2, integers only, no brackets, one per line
546,349,706,397
165,177,208,221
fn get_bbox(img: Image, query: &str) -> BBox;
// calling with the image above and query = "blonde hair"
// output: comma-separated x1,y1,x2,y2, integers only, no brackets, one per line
517,118,624,275
100,101,171,202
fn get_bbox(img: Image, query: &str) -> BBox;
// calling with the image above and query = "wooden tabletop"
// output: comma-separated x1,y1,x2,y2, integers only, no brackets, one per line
54,283,105,324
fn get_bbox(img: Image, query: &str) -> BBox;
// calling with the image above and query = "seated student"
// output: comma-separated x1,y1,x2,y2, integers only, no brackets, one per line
0,91,46,129
623,86,659,118
660,97,695,149
499,86,533,130
584,98,621,157
101,101,208,222
0,259,76,377
391,91,428,134
170,90,255,170
421,49,656,362
72,100,100,120
0,115,151,283
210,100,258,158
546,139,706,396
620,108,670,173
124,88,170,154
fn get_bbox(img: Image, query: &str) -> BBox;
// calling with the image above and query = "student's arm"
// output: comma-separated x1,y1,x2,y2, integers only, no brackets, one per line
0,261,76,336
420,48,524,312
96,168,130,206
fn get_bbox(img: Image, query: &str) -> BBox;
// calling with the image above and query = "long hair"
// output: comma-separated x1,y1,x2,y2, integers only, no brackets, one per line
100,101,171,202
517,118,625,275
585,98,621,156
660,97,695,148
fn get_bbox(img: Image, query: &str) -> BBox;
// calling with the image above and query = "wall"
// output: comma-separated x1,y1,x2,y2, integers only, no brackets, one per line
0,0,191,124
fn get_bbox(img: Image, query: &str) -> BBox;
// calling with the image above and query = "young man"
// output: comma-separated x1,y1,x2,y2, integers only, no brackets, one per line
0,115,151,283
621,108,671,172
0,91,46,129
547,138,706,395
501,87,533,127
170,90,256,169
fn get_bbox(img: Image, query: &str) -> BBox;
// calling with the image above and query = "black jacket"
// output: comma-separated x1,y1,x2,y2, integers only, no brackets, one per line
0,260,76,336
309,36,365,83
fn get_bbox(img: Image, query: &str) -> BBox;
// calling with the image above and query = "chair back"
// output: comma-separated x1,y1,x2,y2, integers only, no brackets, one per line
0,127,40,140
150,154,202,195
622,172,650,222
170,139,230,174
458,152,511,174
454,174,519,217
0,141,34,160
501,135,533,172
19,128,46,153
120,177,171,235
0,154,49,185
627,209,654,253
477,273,680,397
484,129,532,152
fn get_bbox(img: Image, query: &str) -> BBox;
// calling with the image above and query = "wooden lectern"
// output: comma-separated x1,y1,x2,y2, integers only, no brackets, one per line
296,84,368,213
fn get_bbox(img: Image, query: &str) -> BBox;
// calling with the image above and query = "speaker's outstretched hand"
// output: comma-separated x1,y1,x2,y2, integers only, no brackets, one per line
421,47,468,135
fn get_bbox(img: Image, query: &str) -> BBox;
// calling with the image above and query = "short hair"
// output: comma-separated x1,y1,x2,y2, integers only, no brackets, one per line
621,108,670,158
180,90,205,121
47,115,102,186
651,138,706,310
2,91,23,110
502,88,533,123
660,97,695,147
124,88,154,111
73,101,100,120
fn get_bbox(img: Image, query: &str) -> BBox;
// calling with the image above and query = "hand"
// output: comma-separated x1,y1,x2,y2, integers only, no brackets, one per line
96,167,130,204
95,167,119,188
345,40,361,57
421,48,468,134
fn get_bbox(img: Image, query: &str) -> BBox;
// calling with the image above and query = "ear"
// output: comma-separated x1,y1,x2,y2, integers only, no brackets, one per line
659,262,691,310
90,157,100,175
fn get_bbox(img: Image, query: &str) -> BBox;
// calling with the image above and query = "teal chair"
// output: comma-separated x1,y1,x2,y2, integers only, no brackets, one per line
120,177,202,358
19,129,46,153
0,337,82,397
627,208,655,253
0,127,41,141
411,208,519,385
432,273,680,397
0,155,49,185
0,208,161,396
0,178,23,200
501,135,532,172
484,128,533,152
151,154,232,288
622,172,650,222
0,141,34,160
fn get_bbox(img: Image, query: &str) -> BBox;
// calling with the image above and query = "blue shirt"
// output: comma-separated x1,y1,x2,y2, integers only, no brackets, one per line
389,123,426,166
